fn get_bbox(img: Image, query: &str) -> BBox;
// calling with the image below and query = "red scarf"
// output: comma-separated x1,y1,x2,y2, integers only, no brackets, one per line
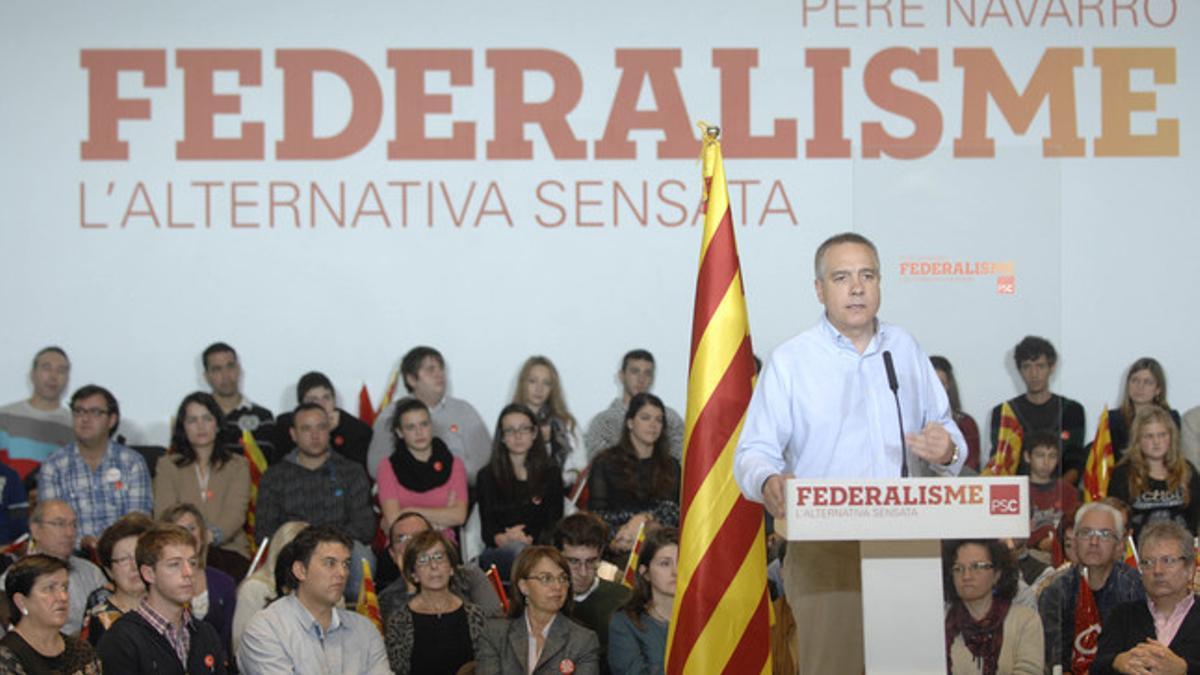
945,596,1011,675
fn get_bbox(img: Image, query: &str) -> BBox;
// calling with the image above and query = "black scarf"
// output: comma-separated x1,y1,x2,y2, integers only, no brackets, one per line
389,437,455,492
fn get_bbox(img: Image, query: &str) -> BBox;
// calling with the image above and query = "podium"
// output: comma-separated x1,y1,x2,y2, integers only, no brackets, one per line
785,476,1029,674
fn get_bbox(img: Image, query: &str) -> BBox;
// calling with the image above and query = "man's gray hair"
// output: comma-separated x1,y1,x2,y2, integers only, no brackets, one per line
1137,520,1195,560
1073,502,1125,538
813,232,879,280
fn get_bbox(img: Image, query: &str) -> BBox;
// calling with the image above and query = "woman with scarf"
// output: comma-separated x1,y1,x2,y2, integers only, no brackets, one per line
377,398,469,541
943,539,1043,675
511,356,586,487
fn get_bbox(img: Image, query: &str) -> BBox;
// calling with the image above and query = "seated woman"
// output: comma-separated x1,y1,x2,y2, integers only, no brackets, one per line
1107,358,1182,463
477,546,600,675
608,526,678,675
162,503,237,666
0,554,102,674
477,404,564,579
385,530,486,675
230,520,308,655
512,356,586,487
943,539,1043,674
81,512,154,645
1109,406,1200,540
377,398,469,541
154,391,251,579
588,393,681,551
272,371,374,474
930,356,981,472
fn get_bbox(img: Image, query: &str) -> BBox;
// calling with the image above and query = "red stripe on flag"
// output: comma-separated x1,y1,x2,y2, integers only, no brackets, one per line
679,338,756,510
720,589,771,675
689,208,739,357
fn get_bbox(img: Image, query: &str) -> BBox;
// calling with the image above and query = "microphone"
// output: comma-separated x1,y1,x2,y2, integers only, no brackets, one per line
882,351,909,478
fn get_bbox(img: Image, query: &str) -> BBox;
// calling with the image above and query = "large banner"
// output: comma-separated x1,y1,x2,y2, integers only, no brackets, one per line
2,1,1193,445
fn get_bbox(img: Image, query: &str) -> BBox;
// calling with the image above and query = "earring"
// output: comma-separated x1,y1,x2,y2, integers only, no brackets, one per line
19,606,28,616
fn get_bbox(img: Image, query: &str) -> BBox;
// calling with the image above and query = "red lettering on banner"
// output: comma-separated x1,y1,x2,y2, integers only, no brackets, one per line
121,182,159,228
865,486,882,505
387,50,475,159
848,486,864,506
535,181,567,227
166,183,194,228
80,50,166,160
795,486,813,507
656,181,689,227
231,181,259,228
1094,48,1178,156
352,182,390,228
862,48,942,159
713,49,797,158
806,49,852,158
487,50,586,160
276,50,383,160
176,50,264,160
269,182,301,228
595,50,694,159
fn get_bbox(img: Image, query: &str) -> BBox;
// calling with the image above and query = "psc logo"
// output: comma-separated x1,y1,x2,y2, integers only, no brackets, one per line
989,484,1020,515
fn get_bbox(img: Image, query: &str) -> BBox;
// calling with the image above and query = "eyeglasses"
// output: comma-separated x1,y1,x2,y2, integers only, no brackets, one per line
111,555,137,568
951,561,995,576
1138,555,1190,571
415,551,448,568
36,519,77,530
502,425,537,438
1076,528,1118,542
527,573,571,587
565,556,600,570
72,407,110,418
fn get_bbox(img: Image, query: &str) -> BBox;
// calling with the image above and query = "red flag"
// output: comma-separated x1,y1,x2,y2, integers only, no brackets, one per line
1082,408,1115,502
1070,572,1101,674
486,564,510,614
355,559,384,634
358,384,376,428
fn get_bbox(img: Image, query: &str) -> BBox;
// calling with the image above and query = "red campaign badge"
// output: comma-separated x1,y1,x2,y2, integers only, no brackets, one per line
1061,430,1071,440
113,481,124,491
204,490,215,502
334,435,344,447
433,461,444,472
532,495,542,505
204,654,215,669
450,424,459,434
559,658,575,673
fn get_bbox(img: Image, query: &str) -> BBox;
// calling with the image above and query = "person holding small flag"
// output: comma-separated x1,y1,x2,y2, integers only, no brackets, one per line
608,526,678,675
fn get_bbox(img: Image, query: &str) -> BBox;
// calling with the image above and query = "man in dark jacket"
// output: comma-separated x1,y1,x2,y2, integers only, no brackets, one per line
97,524,226,674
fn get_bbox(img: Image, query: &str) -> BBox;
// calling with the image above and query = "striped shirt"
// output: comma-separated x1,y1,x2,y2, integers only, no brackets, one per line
135,599,193,666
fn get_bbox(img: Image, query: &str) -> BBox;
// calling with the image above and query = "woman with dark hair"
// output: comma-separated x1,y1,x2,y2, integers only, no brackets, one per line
0,554,102,673
154,391,252,572
477,546,600,675
942,539,1043,674
81,512,154,645
477,404,565,579
930,356,981,472
608,526,678,675
271,371,374,472
385,530,486,675
512,356,586,486
1106,358,1181,462
588,393,681,551
377,398,469,541
1109,406,1200,540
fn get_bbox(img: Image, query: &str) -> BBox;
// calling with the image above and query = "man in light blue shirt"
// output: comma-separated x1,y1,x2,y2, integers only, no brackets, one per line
734,232,966,674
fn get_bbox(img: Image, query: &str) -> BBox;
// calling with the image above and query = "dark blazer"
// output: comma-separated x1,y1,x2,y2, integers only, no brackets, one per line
477,612,600,675
97,609,227,675
1092,596,1200,673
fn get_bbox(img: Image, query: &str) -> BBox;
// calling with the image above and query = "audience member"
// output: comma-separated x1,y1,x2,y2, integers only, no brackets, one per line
230,520,307,654
942,539,1044,674
588,393,681,548
988,336,1086,484
1107,357,1181,463
554,513,630,674
0,347,73,479
271,371,374,475
1038,502,1145,671
1023,431,1080,564
512,355,586,486
365,346,492,484
584,350,684,459
96,524,227,674
202,342,276,463
38,385,152,547
385,530,486,675
1180,405,1200,469
255,403,375,600
238,525,389,675
0,554,102,674
608,526,679,675
931,355,981,472
161,503,237,666
0,460,29,545
82,512,154,646
476,546,600,675
154,392,251,575
1093,520,1200,673
1108,406,1200,541
477,403,564,579
376,398,468,542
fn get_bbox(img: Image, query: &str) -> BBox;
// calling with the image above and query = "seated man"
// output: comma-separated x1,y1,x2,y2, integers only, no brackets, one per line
1038,502,1145,672
0,499,107,635
202,342,277,463
38,385,152,548
96,524,227,673
238,525,389,675
0,346,74,478
553,512,631,674
254,403,376,600
584,349,685,459
1093,520,1200,673
377,511,502,622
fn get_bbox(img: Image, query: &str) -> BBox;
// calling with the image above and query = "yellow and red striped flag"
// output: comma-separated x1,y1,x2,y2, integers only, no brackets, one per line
620,521,648,589
982,401,1023,476
664,124,771,675
243,429,269,555
376,364,401,419
355,559,384,633
1082,408,1115,502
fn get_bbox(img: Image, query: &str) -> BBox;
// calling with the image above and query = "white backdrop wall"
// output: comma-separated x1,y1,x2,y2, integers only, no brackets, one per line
1,1,1195,452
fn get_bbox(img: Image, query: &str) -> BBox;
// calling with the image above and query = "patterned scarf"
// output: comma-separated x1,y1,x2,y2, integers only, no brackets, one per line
945,596,1011,675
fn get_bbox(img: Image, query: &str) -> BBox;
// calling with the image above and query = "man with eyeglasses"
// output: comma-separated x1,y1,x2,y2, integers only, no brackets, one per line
553,512,630,674
0,346,74,478
0,499,106,635
238,525,389,675
38,385,151,550
377,512,501,622
1093,520,1200,673
1038,502,1146,672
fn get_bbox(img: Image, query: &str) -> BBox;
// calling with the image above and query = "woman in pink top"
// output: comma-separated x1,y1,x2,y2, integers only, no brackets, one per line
377,397,468,541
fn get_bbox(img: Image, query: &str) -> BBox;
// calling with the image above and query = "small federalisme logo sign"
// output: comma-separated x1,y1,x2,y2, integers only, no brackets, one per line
897,256,1016,295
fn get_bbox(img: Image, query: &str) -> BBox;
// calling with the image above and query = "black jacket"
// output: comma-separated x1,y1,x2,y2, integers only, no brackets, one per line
97,609,227,675
1092,596,1200,673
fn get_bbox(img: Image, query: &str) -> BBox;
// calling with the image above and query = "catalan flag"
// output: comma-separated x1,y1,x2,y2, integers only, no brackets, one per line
243,429,269,555
664,124,771,675
620,521,648,589
1123,535,1139,570
376,364,401,419
355,559,384,633
982,401,1023,476
1082,408,1115,502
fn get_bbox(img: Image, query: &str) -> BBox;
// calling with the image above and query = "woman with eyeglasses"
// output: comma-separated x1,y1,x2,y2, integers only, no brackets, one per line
477,545,600,675
80,512,154,646
608,526,678,675
942,539,1043,675
511,356,586,487
1108,406,1200,541
385,530,485,675
0,554,102,674
477,404,565,580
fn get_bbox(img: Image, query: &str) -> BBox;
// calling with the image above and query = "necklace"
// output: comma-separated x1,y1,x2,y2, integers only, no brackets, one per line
14,625,63,656
416,593,457,618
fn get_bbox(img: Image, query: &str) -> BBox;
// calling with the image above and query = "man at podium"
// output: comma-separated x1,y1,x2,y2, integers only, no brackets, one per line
734,232,967,674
